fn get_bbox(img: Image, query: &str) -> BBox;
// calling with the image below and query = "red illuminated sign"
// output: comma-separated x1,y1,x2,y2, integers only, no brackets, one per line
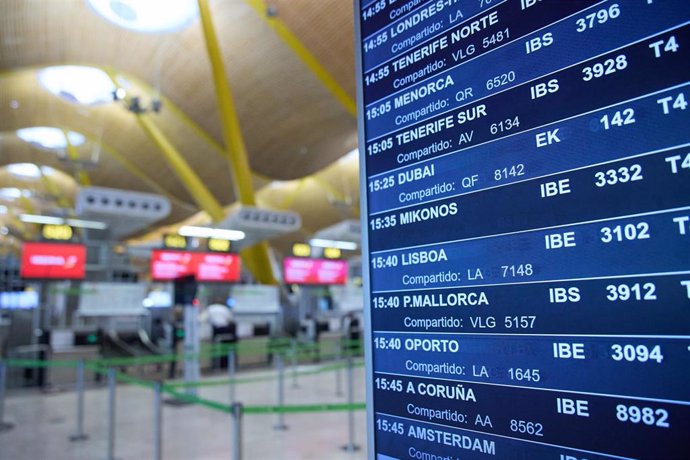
196,253,241,282
21,242,86,279
150,250,240,282
283,257,348,285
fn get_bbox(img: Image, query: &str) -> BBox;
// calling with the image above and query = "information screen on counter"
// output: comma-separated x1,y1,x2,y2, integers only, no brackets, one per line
0,291,39,310
354,1,690,459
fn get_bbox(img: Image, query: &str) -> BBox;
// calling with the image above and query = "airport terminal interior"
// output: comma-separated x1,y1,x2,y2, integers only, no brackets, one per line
0,1,366,458
3,1,690,459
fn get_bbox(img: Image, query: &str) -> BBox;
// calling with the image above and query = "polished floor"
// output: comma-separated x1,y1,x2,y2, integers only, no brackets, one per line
0,361,367,459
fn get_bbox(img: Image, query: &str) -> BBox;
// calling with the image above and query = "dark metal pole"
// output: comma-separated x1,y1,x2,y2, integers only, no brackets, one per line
0,361,14,432
154,381,163,460
273,354,288,430
231,402,243,460
69,360,88,441
341,354,360,452
107,368,116,460
335,338,343,396
228,348,236,405
290,340,299,389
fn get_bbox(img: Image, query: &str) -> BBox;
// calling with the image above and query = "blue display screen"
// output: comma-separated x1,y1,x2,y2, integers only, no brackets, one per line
0,291,39,310
356,1,690,459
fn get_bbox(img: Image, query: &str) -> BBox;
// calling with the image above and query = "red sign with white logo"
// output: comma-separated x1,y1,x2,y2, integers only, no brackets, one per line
196,253,241,282
150,250,241,282
21,242,86,279
283,257,348,285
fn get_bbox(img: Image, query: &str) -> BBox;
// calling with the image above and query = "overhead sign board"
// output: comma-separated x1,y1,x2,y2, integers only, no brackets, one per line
41,224,74,241
163,233,188,250
150,250,240,282
323,247,342,259
292,242,312,258
207,237,231,252
355,1,690,459
20,242,86,280
283,257,348,285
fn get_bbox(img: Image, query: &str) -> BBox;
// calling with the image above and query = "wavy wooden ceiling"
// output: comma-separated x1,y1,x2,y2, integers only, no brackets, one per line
0,0,360,252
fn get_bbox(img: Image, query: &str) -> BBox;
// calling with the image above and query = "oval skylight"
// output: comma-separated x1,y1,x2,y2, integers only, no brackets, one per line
17,127,85,150
86,0,198,33
38,66,116,106
0,188,30,200
4,163,56,179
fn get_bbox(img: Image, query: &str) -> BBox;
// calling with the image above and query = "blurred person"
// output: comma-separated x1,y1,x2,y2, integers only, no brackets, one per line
168,306,184,379
201,298,237,369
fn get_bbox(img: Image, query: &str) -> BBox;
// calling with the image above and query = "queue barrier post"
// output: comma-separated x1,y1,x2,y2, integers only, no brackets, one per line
335,338,343,397
154,381,163,460
290,341,299,389
107,368,116,460
273,354,288,431
341,352,360,452
228,347,236,405
231,402,243,460
69,360,89,442
0,361,14,432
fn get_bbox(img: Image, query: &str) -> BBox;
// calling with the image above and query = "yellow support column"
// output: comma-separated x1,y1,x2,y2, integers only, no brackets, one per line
198,0,277,284
137,114,226,222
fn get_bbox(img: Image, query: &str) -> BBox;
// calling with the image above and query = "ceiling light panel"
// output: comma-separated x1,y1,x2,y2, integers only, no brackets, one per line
38,66,116,106
178,226,246,241
86,0,198,33
17,127,85,150
5,163,41,178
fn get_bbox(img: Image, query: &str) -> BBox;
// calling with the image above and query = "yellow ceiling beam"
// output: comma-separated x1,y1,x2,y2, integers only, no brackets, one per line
244,0,357,117
62,129,91,186
310,176,347,204
278,178,307,210
1,125,196,212
4,211,31,241
198,0,276,285
197,0,258,206
38,168,72,211
96,65,233,159
309,176,360,216
90,134,198,212
0,65,275,183
137,113,225,222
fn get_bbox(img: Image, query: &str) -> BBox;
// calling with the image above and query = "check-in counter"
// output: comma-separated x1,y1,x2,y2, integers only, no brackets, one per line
48,346,100,388
236,335,271,368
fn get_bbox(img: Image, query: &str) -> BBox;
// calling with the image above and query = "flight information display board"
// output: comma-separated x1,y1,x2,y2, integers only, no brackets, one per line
354,1,690,459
